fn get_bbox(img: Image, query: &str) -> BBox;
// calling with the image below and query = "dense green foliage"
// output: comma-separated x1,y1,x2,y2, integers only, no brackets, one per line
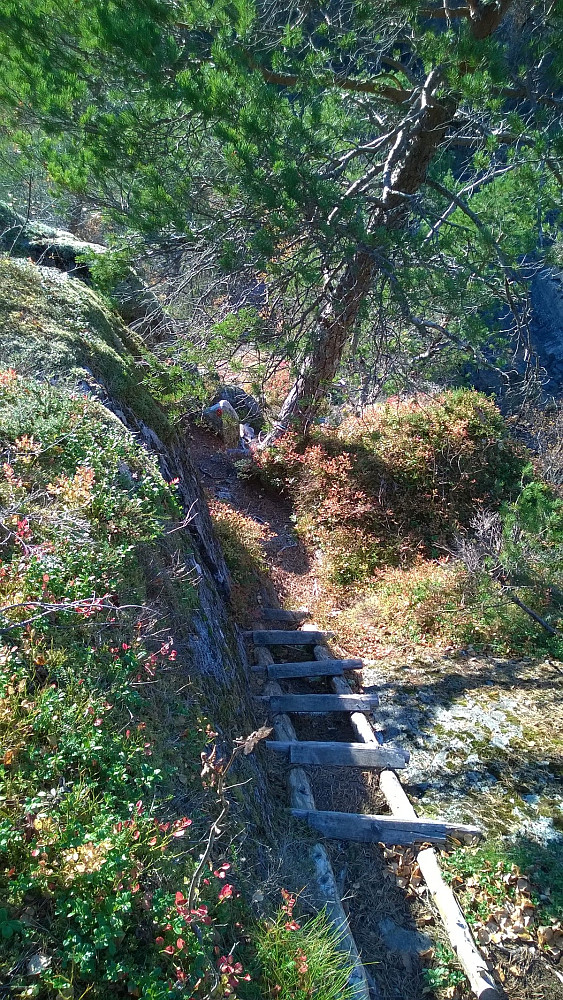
0,372,211,998
0,0,560,391
0,2,562,996
0,370,355,999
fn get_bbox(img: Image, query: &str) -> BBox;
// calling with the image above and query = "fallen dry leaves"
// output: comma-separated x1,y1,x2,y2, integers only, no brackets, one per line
381,846,563,982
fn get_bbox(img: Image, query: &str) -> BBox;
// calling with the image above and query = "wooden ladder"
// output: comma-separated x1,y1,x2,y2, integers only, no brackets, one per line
246,617,499,1000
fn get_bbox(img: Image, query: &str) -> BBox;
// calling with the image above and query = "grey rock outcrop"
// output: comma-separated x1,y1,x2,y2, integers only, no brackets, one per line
379,918,432,958
210,384,264,431
0,202,164,339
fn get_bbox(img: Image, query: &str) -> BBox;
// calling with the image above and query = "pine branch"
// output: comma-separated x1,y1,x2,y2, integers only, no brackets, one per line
256,65,411,104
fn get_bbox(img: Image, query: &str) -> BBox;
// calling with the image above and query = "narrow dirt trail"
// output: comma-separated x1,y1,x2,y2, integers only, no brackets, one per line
187,425,448,1000
187,425,317,615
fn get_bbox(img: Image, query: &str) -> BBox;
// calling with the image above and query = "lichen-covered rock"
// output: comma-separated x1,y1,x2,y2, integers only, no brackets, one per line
0,201,100,275
0,201,164,338
362,653,563,846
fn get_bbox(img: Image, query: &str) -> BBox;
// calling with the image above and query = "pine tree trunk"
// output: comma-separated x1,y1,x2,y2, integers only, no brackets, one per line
272,96,454,437
274,249,375,433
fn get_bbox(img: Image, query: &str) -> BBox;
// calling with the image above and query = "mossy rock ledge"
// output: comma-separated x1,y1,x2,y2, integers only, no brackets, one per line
0,251,242,678
0,201,164,337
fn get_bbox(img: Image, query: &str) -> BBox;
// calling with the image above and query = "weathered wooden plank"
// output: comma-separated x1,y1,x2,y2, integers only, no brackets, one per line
248,629,332,646
256,648,371,1000
307,632,498,999
253,658,362,679
267,740,409,769
261,694,379,714
260,608,310,622
291,809,483,846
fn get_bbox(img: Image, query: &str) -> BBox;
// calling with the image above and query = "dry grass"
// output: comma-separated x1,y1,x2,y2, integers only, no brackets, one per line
208,497,273,624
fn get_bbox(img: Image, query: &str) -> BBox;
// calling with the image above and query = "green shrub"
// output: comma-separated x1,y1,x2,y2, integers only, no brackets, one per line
77,246,136,296
442,838,563,937
251,391,525,584
422,942,465,992
0,370,254,998
500,480,563,589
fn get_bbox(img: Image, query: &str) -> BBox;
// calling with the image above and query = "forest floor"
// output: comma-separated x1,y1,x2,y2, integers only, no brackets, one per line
187,423,563,1000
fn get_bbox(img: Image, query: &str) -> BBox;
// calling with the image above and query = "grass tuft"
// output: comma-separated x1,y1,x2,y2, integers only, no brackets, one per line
208,499,271,623
253,904,356,1000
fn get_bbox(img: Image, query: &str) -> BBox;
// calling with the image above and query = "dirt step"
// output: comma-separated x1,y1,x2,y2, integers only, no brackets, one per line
252,658,362,679
257,693,379,713
292,809,483,847
267,739,409,769
246,629,333,645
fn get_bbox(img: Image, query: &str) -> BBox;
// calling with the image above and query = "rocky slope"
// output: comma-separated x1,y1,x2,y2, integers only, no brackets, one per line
0,253,317,1000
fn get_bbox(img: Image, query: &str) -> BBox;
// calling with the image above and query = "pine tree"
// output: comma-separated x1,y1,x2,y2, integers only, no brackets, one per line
0,0,561,427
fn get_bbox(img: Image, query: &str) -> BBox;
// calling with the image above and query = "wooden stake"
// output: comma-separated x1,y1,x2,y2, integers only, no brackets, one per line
291,808,482,846
267,740,409,769
247,629,332,645
258,693,379,713
252,658,362,679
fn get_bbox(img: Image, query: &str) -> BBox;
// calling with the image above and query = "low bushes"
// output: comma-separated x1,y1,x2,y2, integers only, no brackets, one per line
249,390,563,658
251,390,525,585
333,560,563,659
0,372,221,998
0,370,354,998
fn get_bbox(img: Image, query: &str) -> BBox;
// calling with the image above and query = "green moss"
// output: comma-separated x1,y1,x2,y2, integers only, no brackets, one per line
0,255,170,438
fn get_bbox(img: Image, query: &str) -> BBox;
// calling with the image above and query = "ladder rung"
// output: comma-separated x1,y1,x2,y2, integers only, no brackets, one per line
292,809,483,846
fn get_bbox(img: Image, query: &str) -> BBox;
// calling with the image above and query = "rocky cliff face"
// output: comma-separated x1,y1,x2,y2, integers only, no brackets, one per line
0,251,260,744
